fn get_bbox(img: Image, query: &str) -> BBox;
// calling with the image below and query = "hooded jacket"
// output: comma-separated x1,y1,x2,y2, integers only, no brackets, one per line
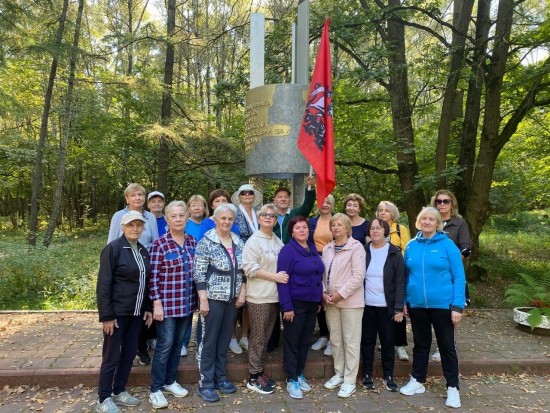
404,231,466,310
243,229,284,304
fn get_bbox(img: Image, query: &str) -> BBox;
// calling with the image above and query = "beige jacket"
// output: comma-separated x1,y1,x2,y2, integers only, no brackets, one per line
322,237,366,309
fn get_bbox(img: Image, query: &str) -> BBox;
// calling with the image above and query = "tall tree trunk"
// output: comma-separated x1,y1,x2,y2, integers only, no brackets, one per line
43,0,84,247
157,0,176,194
434,0,474,189
28,0,70,247
384,0,426,232
465,0,548,279
454,0,491,212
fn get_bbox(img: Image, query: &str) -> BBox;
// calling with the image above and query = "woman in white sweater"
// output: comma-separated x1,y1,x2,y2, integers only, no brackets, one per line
242,203,288,395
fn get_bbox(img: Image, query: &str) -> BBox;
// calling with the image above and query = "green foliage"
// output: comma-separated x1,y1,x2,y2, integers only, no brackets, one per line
524,307,550,330
0,225,104,310
505,272,550,308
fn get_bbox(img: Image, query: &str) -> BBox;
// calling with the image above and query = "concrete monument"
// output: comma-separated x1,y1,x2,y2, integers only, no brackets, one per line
246,1,311,204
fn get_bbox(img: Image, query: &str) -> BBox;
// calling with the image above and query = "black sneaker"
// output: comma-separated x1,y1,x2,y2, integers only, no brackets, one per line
363,374,374,389
247,375,274,394
137,350,151,365
384,376,398,392
260,372,276,387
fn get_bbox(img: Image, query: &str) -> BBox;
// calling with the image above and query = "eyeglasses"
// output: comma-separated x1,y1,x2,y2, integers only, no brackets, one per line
435,199,451,205
369,227,384,231
259,213,276,219
240,190,254,196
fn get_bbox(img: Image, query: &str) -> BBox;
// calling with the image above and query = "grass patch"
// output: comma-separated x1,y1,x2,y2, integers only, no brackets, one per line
0,224,106,310
472,209,550,308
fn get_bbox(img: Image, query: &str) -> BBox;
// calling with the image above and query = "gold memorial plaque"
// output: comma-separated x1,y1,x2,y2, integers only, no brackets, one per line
245,85,291,153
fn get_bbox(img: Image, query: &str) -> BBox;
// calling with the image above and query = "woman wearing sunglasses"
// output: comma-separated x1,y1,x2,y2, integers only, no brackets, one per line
429,190,471,259
229,184,263,354
429,189,471,364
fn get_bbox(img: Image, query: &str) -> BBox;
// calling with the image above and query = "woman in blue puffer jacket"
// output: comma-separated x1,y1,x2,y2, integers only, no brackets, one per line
400,207,465,410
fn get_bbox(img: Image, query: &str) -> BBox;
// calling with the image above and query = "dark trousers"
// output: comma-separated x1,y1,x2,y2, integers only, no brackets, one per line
97,316,142,402
198,299,236,389
408,307,460,389
282,300,318,382
317,306,330,337
394,317,408,347
137,319,156,353
360,306,396,378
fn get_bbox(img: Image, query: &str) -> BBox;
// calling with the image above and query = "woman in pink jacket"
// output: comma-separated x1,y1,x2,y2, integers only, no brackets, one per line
322,213,366,398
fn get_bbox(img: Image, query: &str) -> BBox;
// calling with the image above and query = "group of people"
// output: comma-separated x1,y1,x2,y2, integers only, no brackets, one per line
96,180,470,412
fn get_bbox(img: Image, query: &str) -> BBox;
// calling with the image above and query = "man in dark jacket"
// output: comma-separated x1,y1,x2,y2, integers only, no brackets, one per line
273,175,316,244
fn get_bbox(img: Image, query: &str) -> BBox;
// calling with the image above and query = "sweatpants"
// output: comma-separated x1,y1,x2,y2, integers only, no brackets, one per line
97,316,142,402
408,307,460,389
198,298,237,389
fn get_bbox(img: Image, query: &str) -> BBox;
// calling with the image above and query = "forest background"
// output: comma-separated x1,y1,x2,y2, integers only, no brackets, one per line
0,0,548,309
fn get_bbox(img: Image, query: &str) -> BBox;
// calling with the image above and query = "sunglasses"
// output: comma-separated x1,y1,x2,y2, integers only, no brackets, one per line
435,199,451,205
259,213,276,219
240,190,255,196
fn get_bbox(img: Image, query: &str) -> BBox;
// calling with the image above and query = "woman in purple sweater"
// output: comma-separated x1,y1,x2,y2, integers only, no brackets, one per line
277,216,324,400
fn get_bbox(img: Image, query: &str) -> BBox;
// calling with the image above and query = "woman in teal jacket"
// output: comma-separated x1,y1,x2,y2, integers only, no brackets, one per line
400,207,465,410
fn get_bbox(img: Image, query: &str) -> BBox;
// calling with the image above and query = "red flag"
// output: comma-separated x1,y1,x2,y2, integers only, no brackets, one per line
297,18,335,208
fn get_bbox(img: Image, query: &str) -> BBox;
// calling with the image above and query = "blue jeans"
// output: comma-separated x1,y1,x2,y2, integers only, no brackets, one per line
150,316,191,392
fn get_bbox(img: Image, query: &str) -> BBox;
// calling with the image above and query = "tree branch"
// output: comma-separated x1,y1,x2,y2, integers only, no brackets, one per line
336,160,398,175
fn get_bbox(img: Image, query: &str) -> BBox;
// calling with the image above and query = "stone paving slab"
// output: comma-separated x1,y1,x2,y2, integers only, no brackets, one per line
0,310,548,390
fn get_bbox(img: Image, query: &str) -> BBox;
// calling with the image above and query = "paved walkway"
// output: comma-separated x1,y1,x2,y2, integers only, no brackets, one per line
0,374,549,412
0,310,548,411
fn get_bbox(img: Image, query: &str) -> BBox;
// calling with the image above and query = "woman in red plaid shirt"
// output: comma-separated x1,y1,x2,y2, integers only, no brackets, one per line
148,200,197,409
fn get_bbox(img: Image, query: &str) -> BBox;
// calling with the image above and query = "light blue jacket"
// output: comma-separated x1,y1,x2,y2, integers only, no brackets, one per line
404,231,466,310
107,207,159,250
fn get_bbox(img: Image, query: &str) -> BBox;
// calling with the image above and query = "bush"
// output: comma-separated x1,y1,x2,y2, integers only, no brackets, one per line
0,229,105,310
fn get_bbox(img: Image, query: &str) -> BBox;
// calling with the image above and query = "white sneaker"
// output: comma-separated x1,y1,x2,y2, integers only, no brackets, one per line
396,346,409,361
311,337,329,350
164,381,188,397
431,349,441,362
446,387,461,408
337,383,356,398
229,338,243,354
149,391,168,409
323,342,332,356
239,337,249,351
180,345,188,357
324,374,344,389
95,397,121,413
297,375,312,392
399,376,426,396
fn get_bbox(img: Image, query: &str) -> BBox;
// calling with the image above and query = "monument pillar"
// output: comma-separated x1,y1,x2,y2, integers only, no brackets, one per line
247,2,311,207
